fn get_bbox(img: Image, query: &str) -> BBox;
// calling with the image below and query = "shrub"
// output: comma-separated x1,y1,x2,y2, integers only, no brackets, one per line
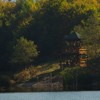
10,37,39,66
14,69,31,82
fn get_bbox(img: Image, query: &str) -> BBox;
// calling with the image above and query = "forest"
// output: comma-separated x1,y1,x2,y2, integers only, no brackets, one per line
0,0,100,92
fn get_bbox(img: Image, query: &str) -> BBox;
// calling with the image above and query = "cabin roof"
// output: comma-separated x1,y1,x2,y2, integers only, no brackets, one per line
65,31,81,41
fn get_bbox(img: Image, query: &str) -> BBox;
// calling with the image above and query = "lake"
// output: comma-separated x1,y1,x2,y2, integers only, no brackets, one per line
0,91,100,100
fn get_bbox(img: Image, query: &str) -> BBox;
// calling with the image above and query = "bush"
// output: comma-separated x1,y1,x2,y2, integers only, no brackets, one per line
10,37,39,66
14,69,31,82
60,67,93,90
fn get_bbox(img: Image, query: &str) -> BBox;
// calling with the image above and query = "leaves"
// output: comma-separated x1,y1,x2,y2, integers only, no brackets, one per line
0,0,99,67
10,37,38,65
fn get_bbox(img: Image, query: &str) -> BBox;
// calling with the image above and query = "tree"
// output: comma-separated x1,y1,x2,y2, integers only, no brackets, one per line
29,0,98,56
74,14,100,58
10,37,38,65
0,0,16,67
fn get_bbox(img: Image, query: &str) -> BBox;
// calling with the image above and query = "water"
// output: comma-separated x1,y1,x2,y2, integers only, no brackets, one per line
0,91,100,100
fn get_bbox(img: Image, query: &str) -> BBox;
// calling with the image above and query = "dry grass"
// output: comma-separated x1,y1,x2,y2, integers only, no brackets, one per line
14,62,60,82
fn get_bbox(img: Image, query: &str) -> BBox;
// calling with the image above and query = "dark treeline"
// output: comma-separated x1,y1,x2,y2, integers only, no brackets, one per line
0,0,99,70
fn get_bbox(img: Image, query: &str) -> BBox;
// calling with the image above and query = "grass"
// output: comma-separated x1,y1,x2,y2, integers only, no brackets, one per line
14,62,60,82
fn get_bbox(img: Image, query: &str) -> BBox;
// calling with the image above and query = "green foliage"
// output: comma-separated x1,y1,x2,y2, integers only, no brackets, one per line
61,67,94,90
0,0,99,68
0,1,16,66
0,0,100,91
14,62,60,82
14,68,31,82
74,14,100,58
61,67,80,90
10,37,38,65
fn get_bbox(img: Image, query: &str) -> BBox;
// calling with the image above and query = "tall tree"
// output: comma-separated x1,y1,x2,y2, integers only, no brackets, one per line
74,14,100,58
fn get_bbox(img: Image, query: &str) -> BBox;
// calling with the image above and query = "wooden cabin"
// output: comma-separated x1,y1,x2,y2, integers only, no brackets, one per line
65,31,88,67
64,31,81,66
